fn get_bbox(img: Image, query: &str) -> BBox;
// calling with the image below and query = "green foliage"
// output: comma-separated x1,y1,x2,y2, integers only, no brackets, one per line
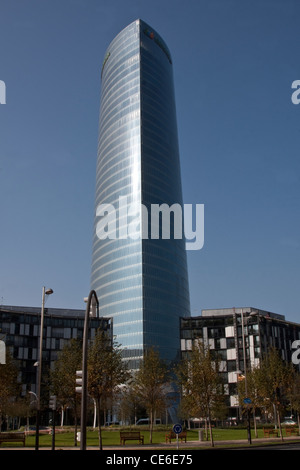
176,342,226,447
131,348,171,443
50,338,82,409
0,349,20,426
87,329,129,449
87,330,128,401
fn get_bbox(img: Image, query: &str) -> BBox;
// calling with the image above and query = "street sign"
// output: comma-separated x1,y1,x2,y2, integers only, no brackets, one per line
243,397,252,404
173,424,183,450
173,423,183,435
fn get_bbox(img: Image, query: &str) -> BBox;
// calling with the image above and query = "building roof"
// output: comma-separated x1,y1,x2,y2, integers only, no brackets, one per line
0,304,85,318
201,307,285,321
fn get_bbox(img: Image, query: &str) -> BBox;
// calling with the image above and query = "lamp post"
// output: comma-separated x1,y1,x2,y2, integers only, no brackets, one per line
80,290,99,451
240,309,258,445
241,309,251,445
35,286,53,451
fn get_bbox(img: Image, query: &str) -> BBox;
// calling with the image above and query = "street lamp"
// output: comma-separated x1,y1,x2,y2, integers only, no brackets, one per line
240,309,251,444
240,309,258,445
80,290,99,451
35,286,53,451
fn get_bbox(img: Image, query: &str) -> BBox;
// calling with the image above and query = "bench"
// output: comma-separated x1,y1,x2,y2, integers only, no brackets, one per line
120,431,144,445
165,431,187,443
263,427,278,438
0,432,26,446
285,427,299,436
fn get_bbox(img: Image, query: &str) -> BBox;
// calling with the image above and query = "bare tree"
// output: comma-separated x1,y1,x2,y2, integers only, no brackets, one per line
118,381,141,426
0,349,20,430
253,346,294,439
287,369,300,433
50,339,82,444
133,348,171,444
87,329,129,450
176,342,224,447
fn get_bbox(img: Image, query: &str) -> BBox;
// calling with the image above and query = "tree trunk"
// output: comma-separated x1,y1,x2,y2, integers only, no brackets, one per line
93,399,97,428
277,406,283,441
207,414,214,447
74,404,78,447
149,409,153,444
97,398,103,450
60,407,64,427
253,409,258,438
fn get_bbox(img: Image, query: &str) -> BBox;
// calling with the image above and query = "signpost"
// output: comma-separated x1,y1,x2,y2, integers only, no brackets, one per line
173,423,182,450
243,397,252,445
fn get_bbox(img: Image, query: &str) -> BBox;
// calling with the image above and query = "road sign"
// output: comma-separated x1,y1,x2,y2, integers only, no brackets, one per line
173,423,183,435
243,397,252,404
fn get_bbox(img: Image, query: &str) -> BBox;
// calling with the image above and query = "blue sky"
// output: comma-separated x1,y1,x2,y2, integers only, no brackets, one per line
0,0,300,323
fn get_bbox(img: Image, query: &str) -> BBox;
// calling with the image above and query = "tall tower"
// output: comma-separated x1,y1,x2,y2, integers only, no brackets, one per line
91,19,190,368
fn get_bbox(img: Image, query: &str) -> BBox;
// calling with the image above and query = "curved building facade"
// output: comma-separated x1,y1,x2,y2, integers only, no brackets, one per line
91,19,190,368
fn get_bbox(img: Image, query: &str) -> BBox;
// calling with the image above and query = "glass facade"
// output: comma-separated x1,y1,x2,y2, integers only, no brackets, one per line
180,308,300,413
0,305,111,395
91,20,190,367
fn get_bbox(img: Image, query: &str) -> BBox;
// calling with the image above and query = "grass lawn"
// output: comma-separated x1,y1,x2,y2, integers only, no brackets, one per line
2,426,298,448
24,428,178,448
18,426,286,448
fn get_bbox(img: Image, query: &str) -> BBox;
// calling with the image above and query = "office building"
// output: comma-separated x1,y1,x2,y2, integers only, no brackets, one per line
91,19,190,368
0,305,111,396
180,307,300,415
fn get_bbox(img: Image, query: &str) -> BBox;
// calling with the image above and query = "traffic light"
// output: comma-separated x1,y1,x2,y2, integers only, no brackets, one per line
76,370,83,393
49,395,57,410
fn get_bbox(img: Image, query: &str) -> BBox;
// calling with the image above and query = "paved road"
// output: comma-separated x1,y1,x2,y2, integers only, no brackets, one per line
238,442,300,450
223,441,300,450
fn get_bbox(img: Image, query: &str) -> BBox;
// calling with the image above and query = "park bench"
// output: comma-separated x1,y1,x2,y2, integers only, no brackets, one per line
285,426,299,436
263,427,278,438
0,432,26,446
165,430,187,443
120,431,144,445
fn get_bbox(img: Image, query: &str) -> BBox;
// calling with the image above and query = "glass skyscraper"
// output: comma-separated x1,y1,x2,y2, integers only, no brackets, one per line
91,19,190,368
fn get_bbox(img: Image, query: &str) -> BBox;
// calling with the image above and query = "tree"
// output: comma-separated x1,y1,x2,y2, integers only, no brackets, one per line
87,329,129,450
287,369,300,432
254,346,294,439
176,342,225,447
237,366,261,438
118,381,142,426
50,339,82,444
133,348,171,444
0,349,20,430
